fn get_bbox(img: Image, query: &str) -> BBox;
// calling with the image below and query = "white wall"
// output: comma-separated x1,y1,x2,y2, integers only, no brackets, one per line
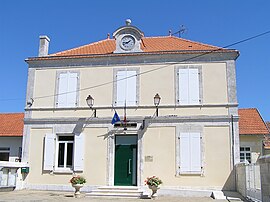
0,137,22,162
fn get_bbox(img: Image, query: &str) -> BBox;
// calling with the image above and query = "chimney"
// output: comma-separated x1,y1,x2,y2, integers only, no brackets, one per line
38,35,50,57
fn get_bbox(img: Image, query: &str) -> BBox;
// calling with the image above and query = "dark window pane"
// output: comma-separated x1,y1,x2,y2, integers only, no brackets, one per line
240,153,244,157
0,147,10,151
0,153,9,161
240,147,244,151
245,147,250,151
66,143,73,168
58,143,65,167
59,136,74,141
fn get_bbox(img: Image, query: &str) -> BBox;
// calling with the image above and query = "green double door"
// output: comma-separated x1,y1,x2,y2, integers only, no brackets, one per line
114,135,137,186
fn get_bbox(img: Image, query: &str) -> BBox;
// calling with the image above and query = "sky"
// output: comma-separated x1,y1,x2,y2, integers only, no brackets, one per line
0,1,269,120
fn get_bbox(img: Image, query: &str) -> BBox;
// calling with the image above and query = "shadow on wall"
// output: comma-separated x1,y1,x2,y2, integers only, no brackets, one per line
222,167,236,191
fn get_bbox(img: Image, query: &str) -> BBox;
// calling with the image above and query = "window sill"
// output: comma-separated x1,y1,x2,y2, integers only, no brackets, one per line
53,169,73,174
178,171,203,176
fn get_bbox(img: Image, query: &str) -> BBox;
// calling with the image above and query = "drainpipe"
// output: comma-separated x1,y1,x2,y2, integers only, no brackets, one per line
231,114,235,166
231,114,238,192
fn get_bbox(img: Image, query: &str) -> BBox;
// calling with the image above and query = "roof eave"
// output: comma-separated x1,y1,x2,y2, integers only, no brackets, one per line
25,49,239,62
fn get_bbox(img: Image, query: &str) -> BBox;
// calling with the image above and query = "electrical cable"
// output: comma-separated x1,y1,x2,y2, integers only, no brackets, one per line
1,30,270,102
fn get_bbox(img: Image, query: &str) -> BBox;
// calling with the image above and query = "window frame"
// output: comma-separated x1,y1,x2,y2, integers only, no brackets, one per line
240,146,251,163
176,125,204,176
55,71,80,108
55,134,74,172
175,65,203,105
113,67,140,107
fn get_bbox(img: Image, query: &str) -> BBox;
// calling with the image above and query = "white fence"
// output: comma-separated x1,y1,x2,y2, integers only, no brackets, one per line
236,155,270,202
0,161,28,190
0,168,17,188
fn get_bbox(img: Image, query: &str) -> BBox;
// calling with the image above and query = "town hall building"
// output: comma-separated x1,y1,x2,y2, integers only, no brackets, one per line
22,20,240,196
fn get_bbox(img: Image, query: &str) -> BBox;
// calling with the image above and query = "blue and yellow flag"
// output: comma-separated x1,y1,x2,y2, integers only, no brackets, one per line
111,111,120,124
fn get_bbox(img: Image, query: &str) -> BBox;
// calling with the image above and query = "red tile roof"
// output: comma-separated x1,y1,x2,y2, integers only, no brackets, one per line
28,36,237,61
265,122,270,149
266,122,270,132
0,113,24,137
51,36,221,57
238,108,269,135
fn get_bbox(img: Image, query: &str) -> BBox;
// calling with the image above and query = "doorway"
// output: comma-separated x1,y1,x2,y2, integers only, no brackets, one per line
114,135,137,186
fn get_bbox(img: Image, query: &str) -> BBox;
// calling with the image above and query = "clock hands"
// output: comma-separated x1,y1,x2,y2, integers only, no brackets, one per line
121,36,135,50
122,40,131,45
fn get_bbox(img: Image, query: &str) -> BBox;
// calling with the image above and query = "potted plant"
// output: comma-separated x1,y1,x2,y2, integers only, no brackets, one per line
145,176,163,198
70,175,86,198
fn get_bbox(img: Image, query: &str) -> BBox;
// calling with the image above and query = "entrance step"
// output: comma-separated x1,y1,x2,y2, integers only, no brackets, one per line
86,186,143,198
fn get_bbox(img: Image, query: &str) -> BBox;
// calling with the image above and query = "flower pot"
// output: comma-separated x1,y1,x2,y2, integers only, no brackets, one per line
72,184,84,198
148,185,159,199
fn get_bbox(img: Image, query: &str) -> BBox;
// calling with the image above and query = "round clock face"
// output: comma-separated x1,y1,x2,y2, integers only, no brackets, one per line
120,35,135,50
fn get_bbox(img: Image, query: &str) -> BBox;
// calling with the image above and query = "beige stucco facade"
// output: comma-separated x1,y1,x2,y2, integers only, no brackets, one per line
22,23,240,194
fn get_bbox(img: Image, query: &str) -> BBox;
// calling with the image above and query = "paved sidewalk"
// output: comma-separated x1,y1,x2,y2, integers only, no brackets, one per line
0,190,231,202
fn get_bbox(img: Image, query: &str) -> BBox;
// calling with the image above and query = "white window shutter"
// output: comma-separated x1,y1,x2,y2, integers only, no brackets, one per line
126,71,137,106
180,132,191,172
67,73,78,107
43,133,55,171
178,69,189,104
74,133,84,171
116,71,127,106
190,132,202,172
188,69,200,104
58,73,68,107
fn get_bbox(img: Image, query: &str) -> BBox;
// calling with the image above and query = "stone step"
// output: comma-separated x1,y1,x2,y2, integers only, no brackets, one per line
86,186,143,198
97,186,140,190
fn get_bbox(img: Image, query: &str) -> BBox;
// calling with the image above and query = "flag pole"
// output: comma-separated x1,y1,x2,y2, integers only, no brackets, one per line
124,100,127,130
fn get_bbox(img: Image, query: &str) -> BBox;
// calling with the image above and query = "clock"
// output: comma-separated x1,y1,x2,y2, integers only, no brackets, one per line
120,35,135,50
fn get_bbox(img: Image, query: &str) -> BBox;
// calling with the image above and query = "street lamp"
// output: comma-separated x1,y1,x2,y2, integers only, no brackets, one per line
86,95,96,117
154,93,161,116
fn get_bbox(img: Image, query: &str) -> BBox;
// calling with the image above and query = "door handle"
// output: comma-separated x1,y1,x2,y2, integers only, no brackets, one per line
128,159,131,174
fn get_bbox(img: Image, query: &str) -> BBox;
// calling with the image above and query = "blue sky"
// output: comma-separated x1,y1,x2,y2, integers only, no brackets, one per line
0,1,269,120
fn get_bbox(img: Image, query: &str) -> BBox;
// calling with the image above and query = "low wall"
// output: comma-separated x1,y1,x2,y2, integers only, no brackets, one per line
258,155,270,202
235,163,247,198
0,161,28,190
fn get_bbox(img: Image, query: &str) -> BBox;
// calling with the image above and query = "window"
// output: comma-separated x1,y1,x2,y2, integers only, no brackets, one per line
179,132,202,174
0,147,10,161
177,67,201,105
57,136,74,169
240,147,251,163
43,133,84,172
56,72,79,107
114,69,139,106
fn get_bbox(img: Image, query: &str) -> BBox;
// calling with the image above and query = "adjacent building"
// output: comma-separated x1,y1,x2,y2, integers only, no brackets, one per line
264,121,270,155
0,113,24,162
238,108,270,163
22,20,240,193
0,113,24,189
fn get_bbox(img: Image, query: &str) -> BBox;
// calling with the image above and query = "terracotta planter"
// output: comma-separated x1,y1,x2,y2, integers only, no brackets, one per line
72,184,84,198
148,185,160,199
